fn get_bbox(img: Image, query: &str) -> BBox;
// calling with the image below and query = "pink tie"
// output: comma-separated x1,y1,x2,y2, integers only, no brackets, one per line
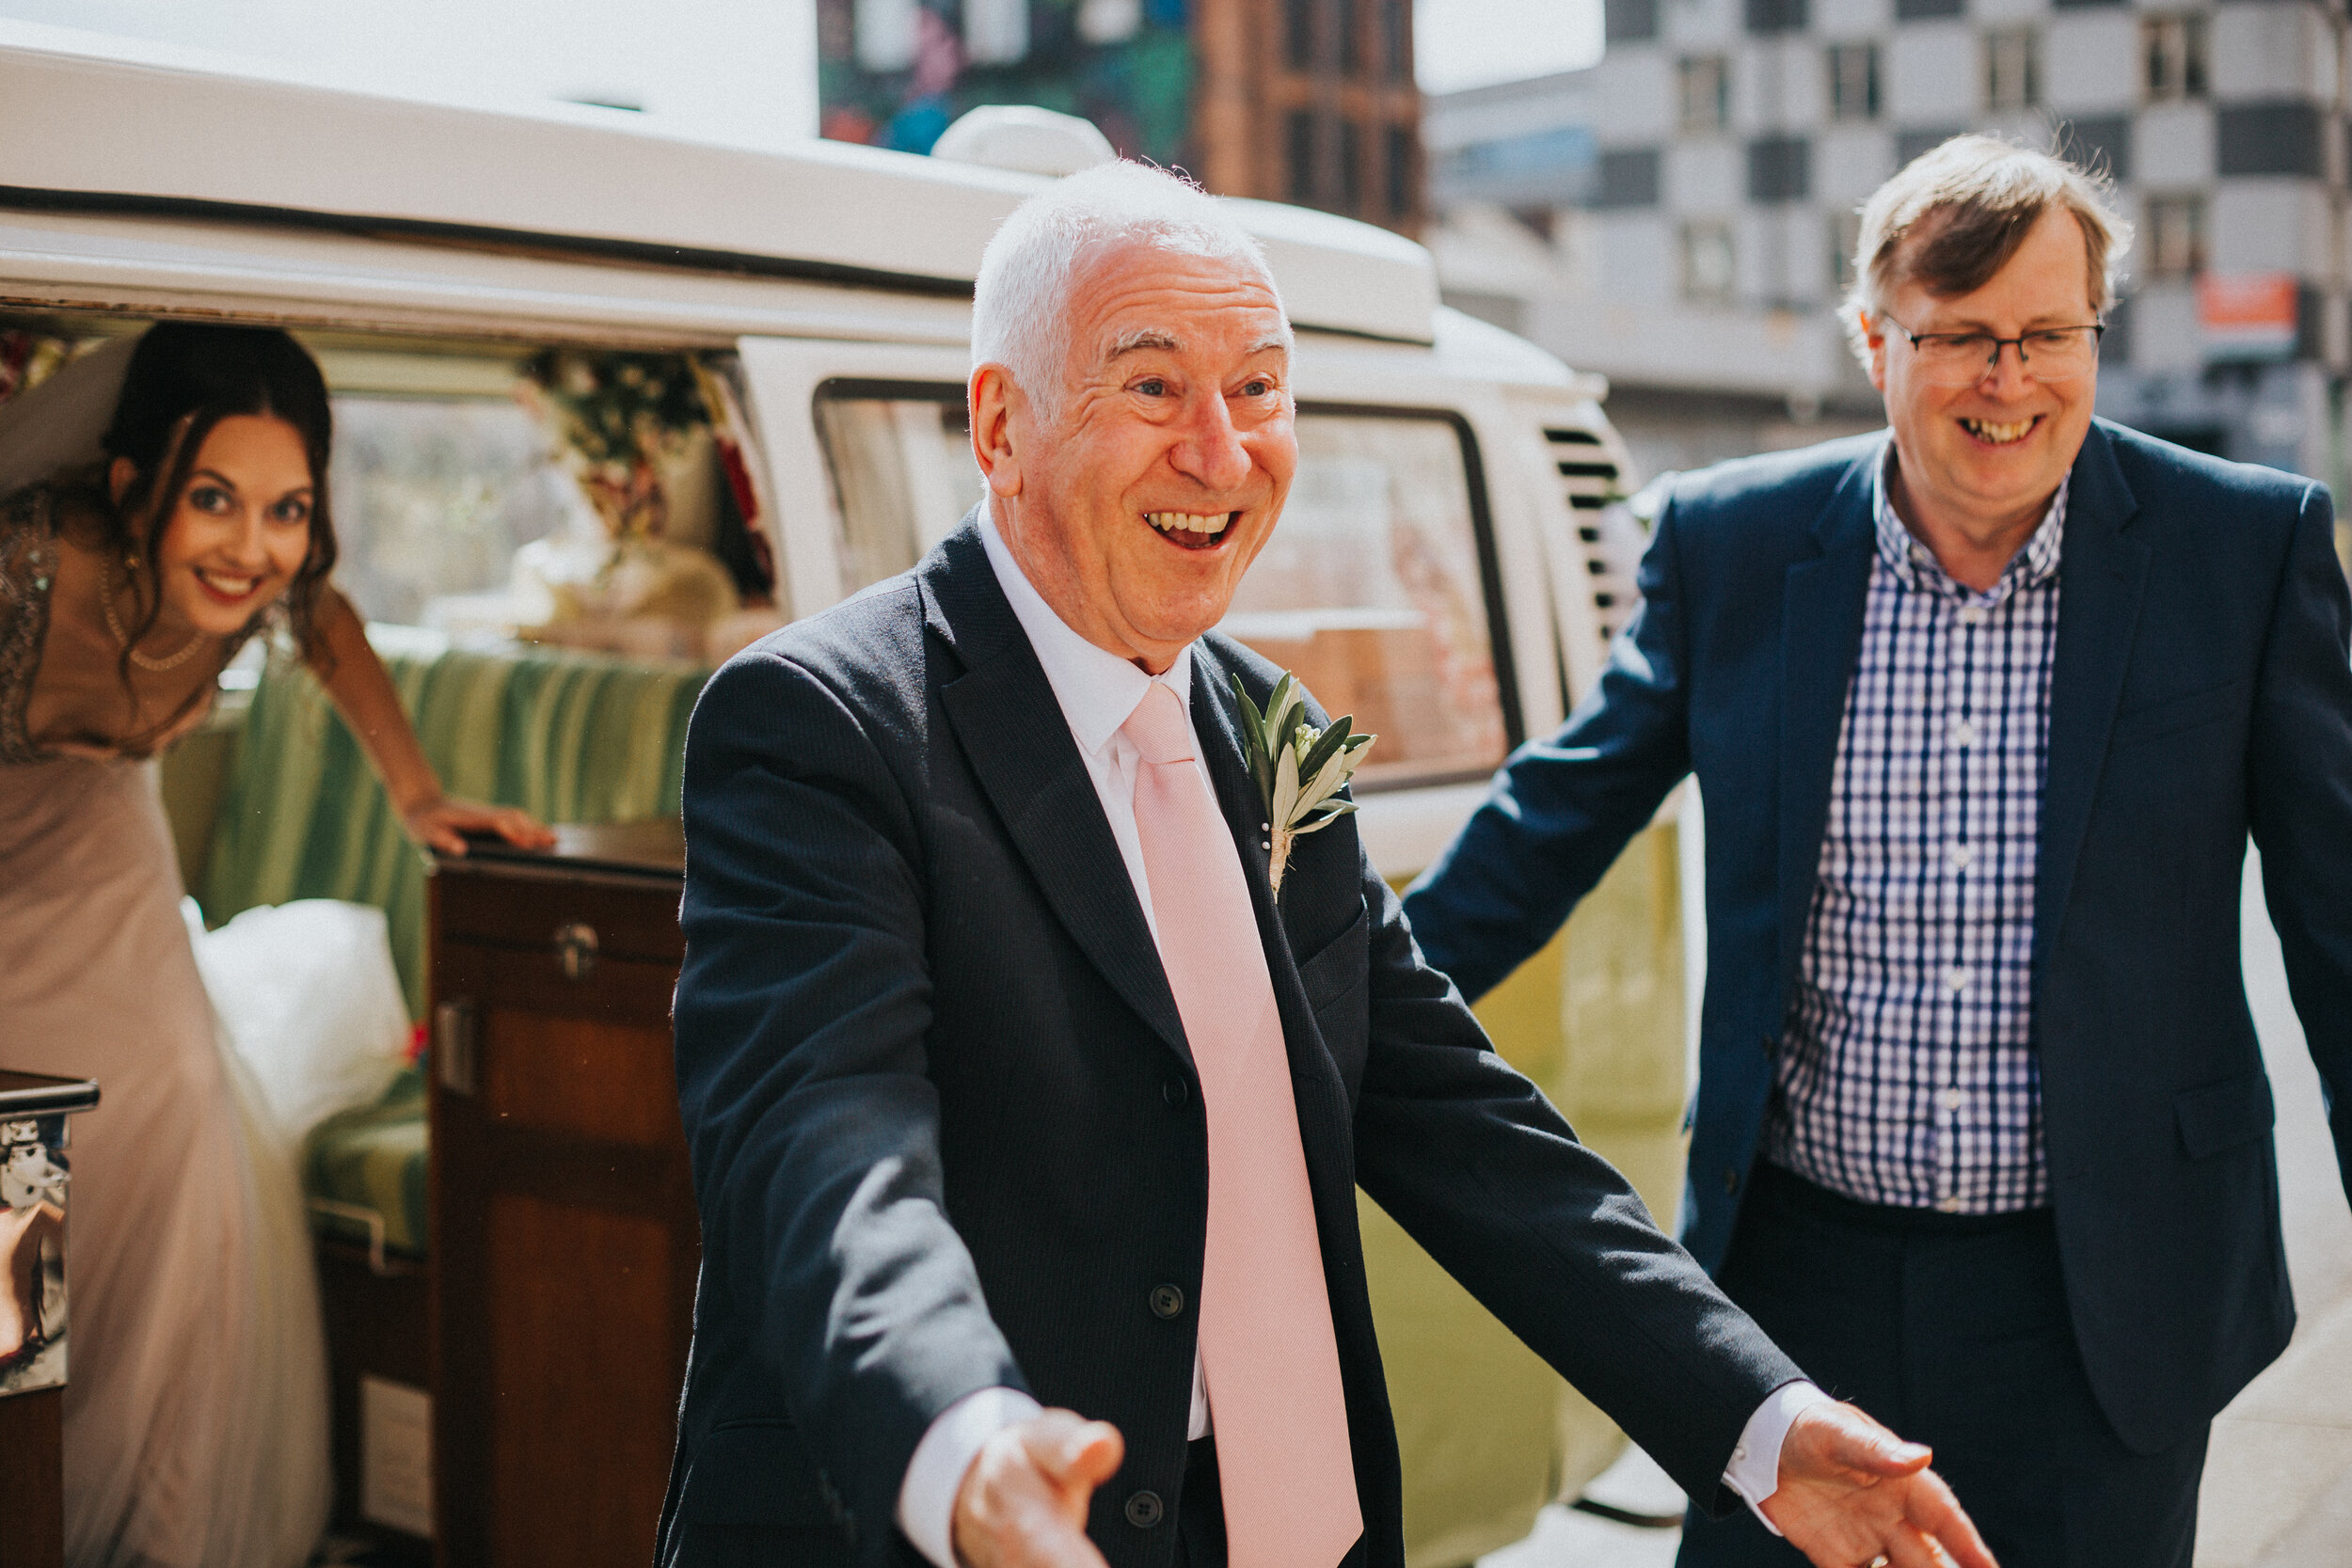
1121,682,1362,1568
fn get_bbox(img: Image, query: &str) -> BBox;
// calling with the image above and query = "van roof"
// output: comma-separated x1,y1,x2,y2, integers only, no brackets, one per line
0,22,1440,344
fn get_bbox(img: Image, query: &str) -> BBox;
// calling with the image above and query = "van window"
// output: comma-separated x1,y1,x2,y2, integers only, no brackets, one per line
328,392,582,627
1222,410,1510,790
813,388,1511,791
813,386,987,592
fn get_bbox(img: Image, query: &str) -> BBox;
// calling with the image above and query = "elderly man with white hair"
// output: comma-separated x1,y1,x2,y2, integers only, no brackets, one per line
656,163,1991,1568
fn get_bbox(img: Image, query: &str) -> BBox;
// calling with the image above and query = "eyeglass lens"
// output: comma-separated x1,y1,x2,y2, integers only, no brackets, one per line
1909,329,2099,386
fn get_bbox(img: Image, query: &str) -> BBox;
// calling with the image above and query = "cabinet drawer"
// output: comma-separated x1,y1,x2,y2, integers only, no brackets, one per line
435,870,684,966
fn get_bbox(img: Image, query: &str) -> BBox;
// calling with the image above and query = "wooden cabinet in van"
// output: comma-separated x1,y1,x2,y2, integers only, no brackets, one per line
427,825,696,1568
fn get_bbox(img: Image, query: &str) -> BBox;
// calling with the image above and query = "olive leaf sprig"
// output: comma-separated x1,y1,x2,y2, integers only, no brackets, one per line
1235,673,1375,896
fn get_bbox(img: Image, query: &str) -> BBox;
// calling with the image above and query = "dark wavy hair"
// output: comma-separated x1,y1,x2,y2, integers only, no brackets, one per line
99,324,338,685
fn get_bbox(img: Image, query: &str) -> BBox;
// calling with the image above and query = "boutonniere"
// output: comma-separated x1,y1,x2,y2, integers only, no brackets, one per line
1233,673,1375,896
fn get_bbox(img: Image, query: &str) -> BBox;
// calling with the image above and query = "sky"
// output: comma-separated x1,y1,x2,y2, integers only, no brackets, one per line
0,0,1599,138
0,0,821,147
1416,0,1602,95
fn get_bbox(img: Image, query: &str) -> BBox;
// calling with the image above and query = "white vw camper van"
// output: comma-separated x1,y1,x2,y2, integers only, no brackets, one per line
0,25,1687,1567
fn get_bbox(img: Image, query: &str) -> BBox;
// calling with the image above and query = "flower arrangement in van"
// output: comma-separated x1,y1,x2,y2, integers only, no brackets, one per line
519,349,707,544
513,349,739,652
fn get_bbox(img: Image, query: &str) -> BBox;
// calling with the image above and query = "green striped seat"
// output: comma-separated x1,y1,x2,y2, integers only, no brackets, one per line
200,626,709,1257
306,1064,430,1261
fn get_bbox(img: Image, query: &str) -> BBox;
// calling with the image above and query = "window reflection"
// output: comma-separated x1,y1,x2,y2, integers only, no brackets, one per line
1221,413,1507,789
810,390,1511,791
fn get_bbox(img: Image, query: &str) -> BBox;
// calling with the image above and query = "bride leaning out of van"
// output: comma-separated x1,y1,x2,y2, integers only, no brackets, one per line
0,323,550,1568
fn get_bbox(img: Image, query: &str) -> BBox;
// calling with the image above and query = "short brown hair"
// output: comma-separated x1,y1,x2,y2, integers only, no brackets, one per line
1842,135,2132,366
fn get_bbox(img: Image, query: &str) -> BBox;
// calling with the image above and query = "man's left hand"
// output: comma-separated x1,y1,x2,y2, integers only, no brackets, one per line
1760,1402,1998,1568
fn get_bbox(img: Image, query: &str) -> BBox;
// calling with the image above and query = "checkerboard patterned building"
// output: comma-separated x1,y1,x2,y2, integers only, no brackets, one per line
1440,0,2352,489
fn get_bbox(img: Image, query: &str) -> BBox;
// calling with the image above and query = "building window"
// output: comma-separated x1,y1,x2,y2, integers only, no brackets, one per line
1985,28,2040,113
1898,128,1963,166
1829,209,1865,296
1380,0,1412,82
2142,194,2207,280
1679,56,1730,135
1682,221,1737,304
1593,148,1662,208
1386,124,1416,218
1748,135,1810,203
2218,103,2327,178
1744,0,1806,35
2142,14,2209,103
1604,0,1660,44
1287,0,1317,71
1288,111,1318,203
1827,42,1879,121
2057,115,2132,182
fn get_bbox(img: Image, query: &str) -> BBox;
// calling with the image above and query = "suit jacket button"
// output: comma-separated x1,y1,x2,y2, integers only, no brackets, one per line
1124,1490,1166,1528
1724,1166,1740,1195
1151,1284,1186,1319
1163,1076,1189,1106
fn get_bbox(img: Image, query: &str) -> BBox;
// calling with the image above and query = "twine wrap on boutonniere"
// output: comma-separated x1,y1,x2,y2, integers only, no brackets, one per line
1234,673,1375,897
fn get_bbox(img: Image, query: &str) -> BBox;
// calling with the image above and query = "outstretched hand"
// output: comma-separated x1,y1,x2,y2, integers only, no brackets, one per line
400,795,556,857
951,1410,1124,1568
1762,1402,1998,1568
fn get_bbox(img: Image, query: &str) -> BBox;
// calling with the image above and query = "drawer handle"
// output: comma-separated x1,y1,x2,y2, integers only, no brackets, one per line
436,999,478,1097
553,922,600,981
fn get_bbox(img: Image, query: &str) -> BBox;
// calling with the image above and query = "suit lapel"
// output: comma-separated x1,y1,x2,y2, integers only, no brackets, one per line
1776,446,1881,1005
2033,423,2149,974
1191,643,1359,1190
924,525,1193,1068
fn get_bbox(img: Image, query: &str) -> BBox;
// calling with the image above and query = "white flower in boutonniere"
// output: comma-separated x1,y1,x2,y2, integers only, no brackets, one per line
1234,673,1375,897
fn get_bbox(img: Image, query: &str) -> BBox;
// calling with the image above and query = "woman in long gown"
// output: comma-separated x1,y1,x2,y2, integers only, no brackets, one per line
0,324,548,1568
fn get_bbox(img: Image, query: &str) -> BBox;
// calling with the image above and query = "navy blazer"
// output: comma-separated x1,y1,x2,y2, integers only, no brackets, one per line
1403,420,2352,1454
657,524,1798,1568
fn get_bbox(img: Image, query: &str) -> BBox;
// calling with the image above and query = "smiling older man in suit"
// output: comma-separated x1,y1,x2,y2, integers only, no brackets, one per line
1403,138,2352,1568
655,163,1994,1568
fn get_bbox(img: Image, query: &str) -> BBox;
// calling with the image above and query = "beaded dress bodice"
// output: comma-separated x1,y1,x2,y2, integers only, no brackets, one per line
0,486,61,765
0,485,253,764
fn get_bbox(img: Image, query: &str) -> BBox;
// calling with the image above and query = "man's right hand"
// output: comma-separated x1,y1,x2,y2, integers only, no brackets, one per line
949,1409,1125,1568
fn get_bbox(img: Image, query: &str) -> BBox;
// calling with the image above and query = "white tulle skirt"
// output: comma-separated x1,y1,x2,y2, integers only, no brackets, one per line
0,756,329,1568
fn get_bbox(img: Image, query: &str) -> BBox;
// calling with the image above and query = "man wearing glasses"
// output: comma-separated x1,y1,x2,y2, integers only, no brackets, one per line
1403,136,2352,1567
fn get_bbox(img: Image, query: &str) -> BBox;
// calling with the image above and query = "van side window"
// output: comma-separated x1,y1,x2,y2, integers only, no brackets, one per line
1222,410,1510,791
812,389,1512,793
813,387,987,592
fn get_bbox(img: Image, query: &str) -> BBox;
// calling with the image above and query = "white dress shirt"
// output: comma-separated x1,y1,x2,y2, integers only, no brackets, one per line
894,511,1820,1566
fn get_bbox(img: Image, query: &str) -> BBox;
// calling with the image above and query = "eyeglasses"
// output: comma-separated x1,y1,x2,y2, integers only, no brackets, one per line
1883,318,2105,387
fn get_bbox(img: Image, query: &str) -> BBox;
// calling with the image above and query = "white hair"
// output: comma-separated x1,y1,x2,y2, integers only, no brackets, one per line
971,161,1289,428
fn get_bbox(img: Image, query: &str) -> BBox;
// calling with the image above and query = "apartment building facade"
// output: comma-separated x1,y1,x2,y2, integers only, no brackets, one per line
816,0,1427,236
1440,0,2352,484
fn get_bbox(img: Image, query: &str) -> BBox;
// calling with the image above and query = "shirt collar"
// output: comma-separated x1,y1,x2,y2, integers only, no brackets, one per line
977,508,1193,755
1872,440,2068,598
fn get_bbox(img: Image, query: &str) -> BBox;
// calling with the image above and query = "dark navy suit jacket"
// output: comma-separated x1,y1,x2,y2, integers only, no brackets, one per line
1403,420,2352,1455
657,524,1798,1568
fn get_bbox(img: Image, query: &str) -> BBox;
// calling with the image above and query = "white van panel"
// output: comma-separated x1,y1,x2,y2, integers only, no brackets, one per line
0,210,974,348
0,24,1441,344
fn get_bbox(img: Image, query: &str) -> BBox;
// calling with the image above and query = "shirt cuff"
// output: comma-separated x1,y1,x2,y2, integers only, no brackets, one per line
1721,1379,1834,1536
897,1386,1044,1568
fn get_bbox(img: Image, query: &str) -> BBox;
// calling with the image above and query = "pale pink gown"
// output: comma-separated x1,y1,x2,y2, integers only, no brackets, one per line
2,491,329,1568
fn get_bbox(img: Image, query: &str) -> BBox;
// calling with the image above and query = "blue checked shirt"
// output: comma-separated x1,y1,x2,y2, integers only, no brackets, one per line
1760,450,2066,1214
